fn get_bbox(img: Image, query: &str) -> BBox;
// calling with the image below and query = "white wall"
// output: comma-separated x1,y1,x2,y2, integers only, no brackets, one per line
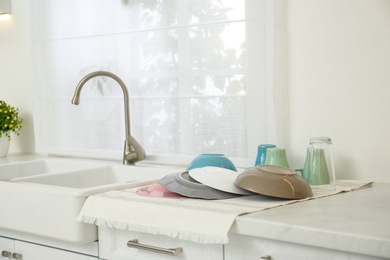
0,0,34,154
283,0,390,183
1,0,389,183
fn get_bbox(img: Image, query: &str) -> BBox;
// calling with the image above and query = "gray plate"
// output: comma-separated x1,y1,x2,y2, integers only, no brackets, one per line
158,171,239,200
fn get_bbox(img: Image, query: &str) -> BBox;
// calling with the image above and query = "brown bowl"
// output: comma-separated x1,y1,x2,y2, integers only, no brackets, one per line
235,165,313,199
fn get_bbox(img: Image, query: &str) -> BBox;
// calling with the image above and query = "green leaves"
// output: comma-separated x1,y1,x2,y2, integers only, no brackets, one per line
0,101,23,140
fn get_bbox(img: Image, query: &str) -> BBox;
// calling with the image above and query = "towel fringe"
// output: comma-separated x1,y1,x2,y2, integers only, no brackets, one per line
77,215,229,244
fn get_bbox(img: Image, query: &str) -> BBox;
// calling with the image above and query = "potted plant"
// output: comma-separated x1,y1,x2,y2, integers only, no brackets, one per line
0,100,23,157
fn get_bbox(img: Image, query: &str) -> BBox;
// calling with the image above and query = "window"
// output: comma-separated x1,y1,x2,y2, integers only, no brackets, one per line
31,0,276,167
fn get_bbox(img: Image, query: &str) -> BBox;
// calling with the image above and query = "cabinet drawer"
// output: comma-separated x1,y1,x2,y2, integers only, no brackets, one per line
99,227,223,260
14,240,97,260
225,234,387,260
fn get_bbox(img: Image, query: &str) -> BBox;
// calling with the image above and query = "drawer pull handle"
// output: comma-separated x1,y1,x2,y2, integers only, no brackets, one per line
260,255,272,260
127,239,183,256
11,253,22,259
1,251,12,257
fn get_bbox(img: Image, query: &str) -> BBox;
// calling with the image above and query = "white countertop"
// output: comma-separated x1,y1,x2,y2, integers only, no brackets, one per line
230,182,390,258
2,155,389,258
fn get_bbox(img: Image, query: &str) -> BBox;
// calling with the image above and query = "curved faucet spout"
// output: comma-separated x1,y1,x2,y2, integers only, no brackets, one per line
71,71,146,165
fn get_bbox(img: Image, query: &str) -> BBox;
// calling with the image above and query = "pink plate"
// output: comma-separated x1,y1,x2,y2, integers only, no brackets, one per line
136,183,185,199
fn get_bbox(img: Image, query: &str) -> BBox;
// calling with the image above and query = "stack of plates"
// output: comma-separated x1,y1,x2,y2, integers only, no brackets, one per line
138,165,312,200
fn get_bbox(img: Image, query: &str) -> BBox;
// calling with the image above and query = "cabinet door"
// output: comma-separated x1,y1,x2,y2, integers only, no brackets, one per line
225,234,386,260
14,241,97,260
99,227,223,260
0,236,14,259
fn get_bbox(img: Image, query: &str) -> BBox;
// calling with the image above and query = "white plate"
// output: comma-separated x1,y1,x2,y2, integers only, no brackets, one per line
188,167,255,195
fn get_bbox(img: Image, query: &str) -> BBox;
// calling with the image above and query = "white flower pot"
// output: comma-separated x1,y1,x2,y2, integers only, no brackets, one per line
0,135,10,157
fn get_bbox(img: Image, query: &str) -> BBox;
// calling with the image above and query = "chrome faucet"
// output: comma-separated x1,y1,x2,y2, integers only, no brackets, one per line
71,71,146,165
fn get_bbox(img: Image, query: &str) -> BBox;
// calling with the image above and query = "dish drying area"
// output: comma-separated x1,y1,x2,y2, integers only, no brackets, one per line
0,155,389,260
78,172,372,245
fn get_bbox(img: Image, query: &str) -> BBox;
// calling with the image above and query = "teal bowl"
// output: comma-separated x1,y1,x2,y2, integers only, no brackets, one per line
186,154,237,172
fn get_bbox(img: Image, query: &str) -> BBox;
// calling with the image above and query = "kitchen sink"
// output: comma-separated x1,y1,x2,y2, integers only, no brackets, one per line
0,158,183,243
0,158,105,180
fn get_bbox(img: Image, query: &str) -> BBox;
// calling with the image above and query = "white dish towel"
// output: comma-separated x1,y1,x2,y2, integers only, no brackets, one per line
78,180,373,244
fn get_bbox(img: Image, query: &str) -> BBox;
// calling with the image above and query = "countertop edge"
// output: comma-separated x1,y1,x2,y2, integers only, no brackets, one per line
229,216,390,259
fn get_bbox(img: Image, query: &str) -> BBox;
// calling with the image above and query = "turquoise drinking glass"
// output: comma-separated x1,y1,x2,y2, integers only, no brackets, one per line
254,144,276,166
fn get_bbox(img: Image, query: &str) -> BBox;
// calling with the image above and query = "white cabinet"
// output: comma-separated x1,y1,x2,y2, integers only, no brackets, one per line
98,227,223,260
1,236,97,260
224,234,387,260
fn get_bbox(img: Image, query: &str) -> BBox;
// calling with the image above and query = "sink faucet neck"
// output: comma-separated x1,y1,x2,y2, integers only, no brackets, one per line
71,71,145,165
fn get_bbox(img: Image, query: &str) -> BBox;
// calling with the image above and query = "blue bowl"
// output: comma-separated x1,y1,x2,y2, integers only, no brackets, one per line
186,154,237,171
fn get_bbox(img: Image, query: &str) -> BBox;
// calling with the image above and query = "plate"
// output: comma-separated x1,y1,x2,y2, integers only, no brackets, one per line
159,171,238,200
189,167,255,195
235,165,313,199
136,183,184,199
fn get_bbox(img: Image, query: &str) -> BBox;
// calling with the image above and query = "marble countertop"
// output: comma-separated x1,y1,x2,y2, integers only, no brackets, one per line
230,182,390,258
2,155,389,258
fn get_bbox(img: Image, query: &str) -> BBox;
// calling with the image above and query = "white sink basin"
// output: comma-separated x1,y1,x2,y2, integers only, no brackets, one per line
0,158,105,180
0,158,183,243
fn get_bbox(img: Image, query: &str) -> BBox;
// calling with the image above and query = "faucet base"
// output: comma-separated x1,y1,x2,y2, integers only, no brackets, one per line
123,139,146,165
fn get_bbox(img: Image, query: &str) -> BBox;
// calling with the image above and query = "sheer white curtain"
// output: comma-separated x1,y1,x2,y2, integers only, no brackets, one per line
31,0,277,167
